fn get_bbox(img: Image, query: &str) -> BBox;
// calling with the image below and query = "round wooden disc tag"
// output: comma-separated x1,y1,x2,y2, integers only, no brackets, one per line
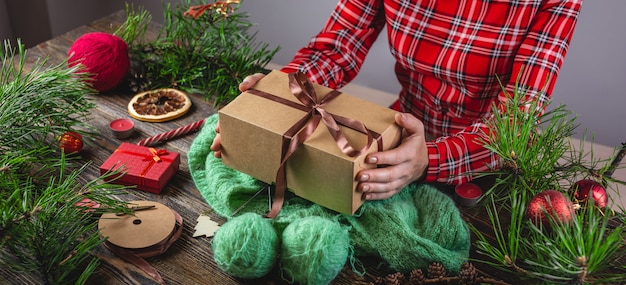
98,200,176,249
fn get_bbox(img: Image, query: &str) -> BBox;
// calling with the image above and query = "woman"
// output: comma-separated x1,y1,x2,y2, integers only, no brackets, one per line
212,0,583,200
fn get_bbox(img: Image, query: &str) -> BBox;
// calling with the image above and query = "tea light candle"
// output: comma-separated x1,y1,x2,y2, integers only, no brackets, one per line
455,183,483,207
110,118,135,139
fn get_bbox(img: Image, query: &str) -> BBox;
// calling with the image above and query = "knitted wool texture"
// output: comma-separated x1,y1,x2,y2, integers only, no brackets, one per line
188,114,471,277
212,212,279,278
280,216,350,285
67,32,130,92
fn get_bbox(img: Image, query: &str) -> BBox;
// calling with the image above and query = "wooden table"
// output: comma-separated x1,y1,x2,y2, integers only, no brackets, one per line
2,10,624,285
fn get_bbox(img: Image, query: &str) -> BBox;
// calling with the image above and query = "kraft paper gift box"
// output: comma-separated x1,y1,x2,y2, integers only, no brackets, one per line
219,70,402,215
99,142,180,194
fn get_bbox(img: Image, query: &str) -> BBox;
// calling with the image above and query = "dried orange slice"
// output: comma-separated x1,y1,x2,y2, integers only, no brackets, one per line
128,88,192,122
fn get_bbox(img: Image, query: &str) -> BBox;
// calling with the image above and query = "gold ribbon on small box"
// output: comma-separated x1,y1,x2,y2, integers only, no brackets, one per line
114,147,173,187
247,71,383,218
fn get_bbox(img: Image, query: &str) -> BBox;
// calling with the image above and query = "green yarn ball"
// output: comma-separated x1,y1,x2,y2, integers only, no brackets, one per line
280,216,350,285
212,213,279,279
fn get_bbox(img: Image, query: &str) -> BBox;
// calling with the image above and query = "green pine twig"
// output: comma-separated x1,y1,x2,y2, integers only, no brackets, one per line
1,39,131,284
1,40,96,156
116,0,279,107
472,72,626,284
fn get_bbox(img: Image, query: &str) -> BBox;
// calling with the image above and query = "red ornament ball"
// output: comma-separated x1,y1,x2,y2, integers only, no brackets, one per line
68,32,130,92
571,179,608,209
59,131,84,154
526,190,574,227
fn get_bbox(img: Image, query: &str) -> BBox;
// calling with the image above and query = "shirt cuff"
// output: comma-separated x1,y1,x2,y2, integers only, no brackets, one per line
424,141,441,183
280,64,299,74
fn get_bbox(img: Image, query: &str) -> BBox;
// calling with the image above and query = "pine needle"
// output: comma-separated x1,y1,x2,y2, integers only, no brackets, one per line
0,40,130,284
116,0,279,107
472,72,626,283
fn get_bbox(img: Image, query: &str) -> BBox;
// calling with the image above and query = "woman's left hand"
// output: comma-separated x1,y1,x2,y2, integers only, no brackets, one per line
356,112,428,200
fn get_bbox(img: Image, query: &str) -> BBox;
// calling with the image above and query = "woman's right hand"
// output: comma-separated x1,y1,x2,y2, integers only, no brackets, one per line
210,73,266,158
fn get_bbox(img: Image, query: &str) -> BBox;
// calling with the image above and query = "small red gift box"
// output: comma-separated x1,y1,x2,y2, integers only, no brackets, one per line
99,142,180,193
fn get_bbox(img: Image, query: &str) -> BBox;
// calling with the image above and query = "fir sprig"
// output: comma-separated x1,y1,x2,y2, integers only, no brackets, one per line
521,203,624,283
116,0,279,107
476,74,578,199
471,74,626,284
474,187,529,273
0,40,130,284
0,154,130,285
0,40,96,154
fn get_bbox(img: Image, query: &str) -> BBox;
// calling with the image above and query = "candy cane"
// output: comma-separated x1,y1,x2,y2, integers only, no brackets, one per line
137,119,206,147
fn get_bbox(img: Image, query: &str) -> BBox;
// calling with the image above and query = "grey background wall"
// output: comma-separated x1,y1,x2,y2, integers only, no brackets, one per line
0,0,13,44
1,0,624,148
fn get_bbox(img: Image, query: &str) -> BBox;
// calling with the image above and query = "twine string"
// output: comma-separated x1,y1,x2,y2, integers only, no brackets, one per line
102,208,183,285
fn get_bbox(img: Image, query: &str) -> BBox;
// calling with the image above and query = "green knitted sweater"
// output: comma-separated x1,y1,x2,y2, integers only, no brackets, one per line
188,114,470,273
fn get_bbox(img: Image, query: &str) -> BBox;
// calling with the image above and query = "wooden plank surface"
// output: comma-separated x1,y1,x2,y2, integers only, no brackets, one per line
2,10,624,285
1,10,385,285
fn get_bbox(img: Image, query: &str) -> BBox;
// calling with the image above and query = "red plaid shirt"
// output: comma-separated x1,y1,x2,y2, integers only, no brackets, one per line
281,0,582,184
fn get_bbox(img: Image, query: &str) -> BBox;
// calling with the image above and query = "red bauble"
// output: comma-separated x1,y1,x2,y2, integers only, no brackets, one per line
526,190,574,227
59,131,84,154
571,179,608,209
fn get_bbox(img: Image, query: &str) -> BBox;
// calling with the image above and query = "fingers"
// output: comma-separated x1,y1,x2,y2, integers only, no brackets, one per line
238,73,266,92
395,112,424,139
210,122,222,158
363,113,425,168
357,112,428,200
362,188,402,200
210,134,222,158
357,166,407,200
357,162,411,193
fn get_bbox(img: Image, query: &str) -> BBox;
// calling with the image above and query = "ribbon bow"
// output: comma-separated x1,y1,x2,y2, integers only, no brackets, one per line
282,71,373,159
147,148,167,163
252,71,375,218
110,144,175,189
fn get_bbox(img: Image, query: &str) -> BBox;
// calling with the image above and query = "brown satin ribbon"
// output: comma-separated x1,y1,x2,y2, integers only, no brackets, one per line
113,148,172,186
102,209,183,285
247,71,383,218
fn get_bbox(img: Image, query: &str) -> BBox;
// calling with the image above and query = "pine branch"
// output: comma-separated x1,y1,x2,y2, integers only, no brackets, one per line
117,0,279,107
0,40,96,158
0,153,130,284
472,73,626,284
518,201,624,284
1,39,131,284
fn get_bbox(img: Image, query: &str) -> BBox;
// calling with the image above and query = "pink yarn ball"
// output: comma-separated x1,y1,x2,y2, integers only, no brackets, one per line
68,32,130,92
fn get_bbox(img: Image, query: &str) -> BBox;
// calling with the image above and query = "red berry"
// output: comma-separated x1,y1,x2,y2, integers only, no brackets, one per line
571,179,608,209
59,131,84,154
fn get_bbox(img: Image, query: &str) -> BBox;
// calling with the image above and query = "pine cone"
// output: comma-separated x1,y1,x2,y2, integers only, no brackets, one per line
371,276,384,285
384,272,405,285
408,269,425,285
458,262,478,285
127,72,152,93
427,262,447,279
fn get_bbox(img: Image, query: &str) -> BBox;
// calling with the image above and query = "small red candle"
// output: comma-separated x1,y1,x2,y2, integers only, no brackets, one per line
455,183,483,207
110,118,135,139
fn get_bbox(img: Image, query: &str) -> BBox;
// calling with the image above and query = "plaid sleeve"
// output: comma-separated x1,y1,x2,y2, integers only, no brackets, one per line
500,0,582,111
280,0,386,89
425,0,582,184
